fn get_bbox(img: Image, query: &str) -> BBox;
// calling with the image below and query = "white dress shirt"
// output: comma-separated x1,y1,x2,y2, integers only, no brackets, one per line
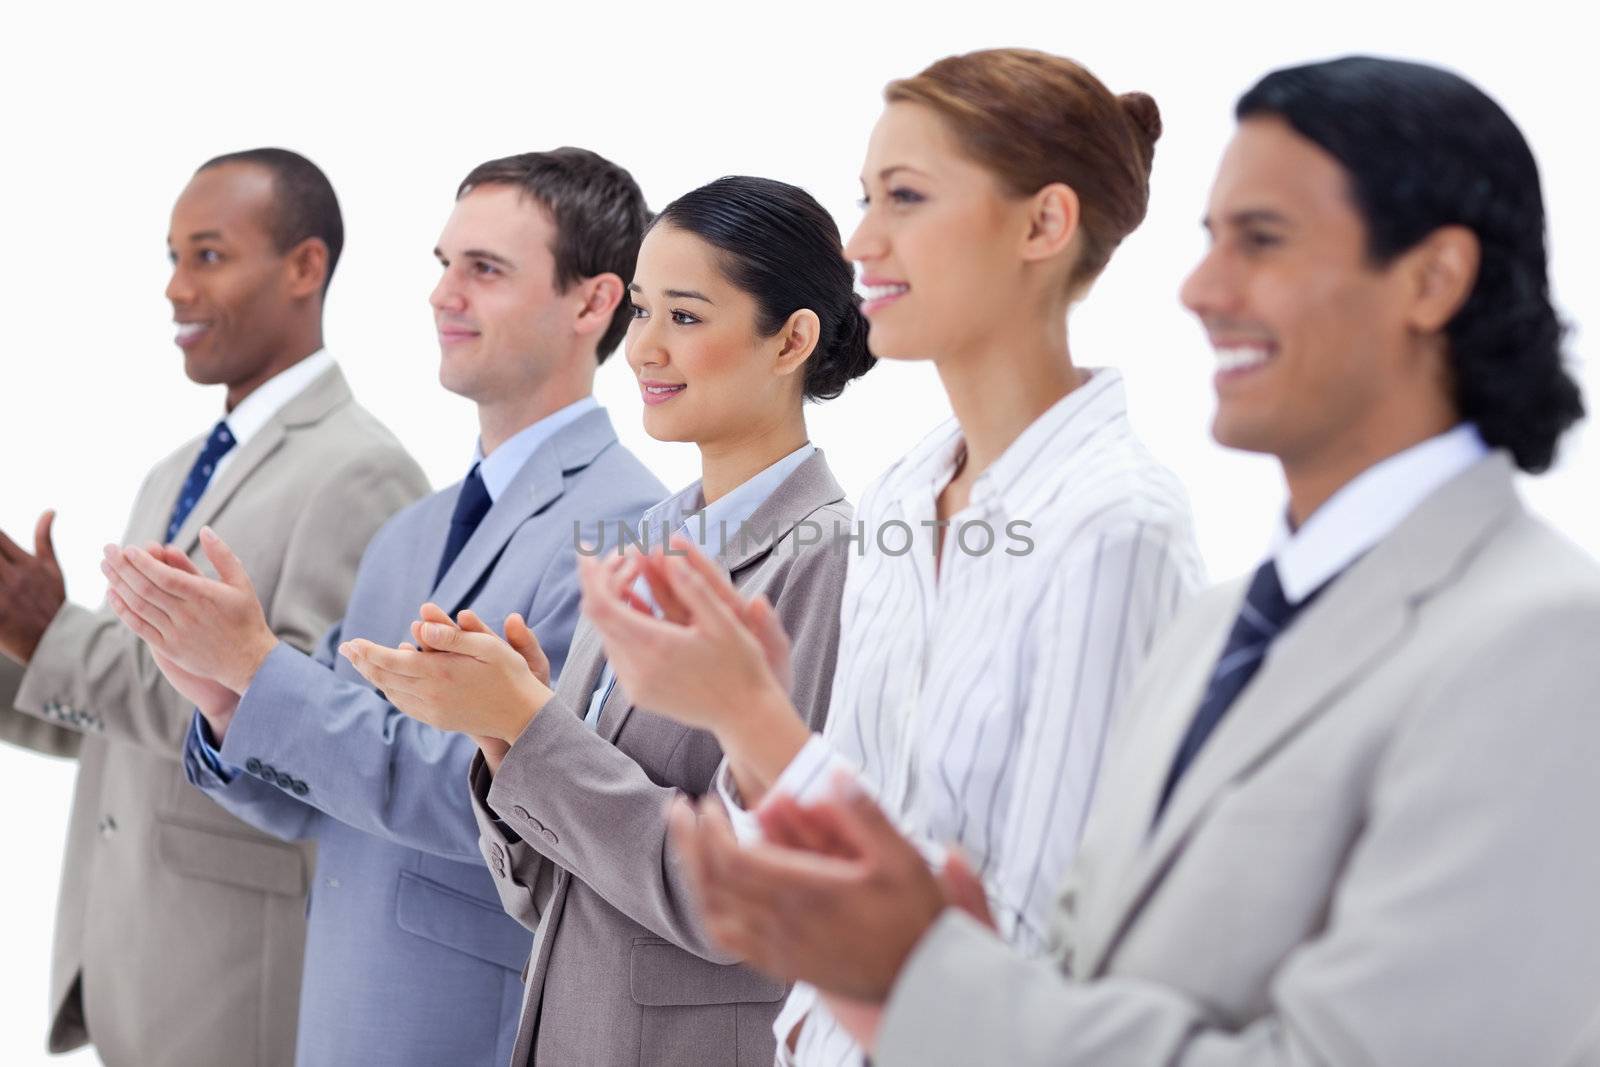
742,370,1206,1066
209,348,335,486
1273,423,1490,602
582,443,817,729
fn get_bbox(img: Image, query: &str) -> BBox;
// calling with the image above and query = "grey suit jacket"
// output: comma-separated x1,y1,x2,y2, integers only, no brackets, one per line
0,365,427,1066
471,449,853,1066
877,452,1600,1067
181,406,664,1066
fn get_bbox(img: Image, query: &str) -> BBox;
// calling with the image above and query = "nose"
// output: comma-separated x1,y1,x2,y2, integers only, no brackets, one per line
626,312,668,373
1179,246,1233,319
430,267,465,315
165,261,194,307
843,208,886,266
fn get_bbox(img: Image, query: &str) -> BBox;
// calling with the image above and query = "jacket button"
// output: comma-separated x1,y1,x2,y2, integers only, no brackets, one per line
245,758,263,774
541,828,558,845
292,780,310,796
275,772,294,789
490,843,505,861
259,763,277,780
512,806,531,820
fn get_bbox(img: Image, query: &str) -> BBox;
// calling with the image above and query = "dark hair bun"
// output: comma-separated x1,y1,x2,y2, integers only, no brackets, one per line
1119,91,1163,146
808,294,875,401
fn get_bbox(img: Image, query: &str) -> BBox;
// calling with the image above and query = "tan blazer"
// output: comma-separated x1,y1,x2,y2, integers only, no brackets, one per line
877,453,1600,1067
0,365,428,1066
471,450,853,1066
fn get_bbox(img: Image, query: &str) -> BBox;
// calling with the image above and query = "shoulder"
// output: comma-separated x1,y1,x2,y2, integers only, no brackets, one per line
568,438,667,518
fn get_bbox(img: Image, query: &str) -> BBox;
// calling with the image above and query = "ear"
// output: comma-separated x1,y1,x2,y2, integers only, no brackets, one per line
285,237,330,300
1019,182,1080,264
573,272,625,339
772,308,821,380
1404,225,1480,333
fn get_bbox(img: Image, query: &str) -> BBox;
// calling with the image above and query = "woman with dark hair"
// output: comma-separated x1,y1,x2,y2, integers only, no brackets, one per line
342,175,872,1065
576,48,1205,1065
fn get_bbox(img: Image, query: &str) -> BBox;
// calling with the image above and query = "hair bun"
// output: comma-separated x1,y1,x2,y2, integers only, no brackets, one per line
1119,91,1163,144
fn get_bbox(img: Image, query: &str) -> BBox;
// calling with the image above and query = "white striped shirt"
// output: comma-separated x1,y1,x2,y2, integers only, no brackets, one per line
745,368,1206,1065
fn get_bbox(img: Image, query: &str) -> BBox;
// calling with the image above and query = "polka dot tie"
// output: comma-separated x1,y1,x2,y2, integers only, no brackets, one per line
165,420,236,543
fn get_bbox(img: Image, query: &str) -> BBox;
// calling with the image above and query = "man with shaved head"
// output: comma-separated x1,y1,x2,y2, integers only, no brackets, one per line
0,148,427,1065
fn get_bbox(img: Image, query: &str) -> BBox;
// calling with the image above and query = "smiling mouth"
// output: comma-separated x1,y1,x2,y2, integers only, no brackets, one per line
859,282,909,315
1213,344,1274,380
641,383,686,406
175,322,211,349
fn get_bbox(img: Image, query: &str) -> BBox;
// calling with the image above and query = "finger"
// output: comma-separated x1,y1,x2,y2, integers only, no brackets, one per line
743,595,793,681
399,641,418,652
418,602,456,627
417,621,508,662
99,558,172,631
0,528,31,566
939,849,996,928
339,641,421,696
662,556,743,635
807,773,909,859
338,639,429,681
107,589,168,646
155,544,203,575
123,545,207,600
455,609,493,635
759,794,859,859
670,535,745,614
198,527,251,589
34,510,60,571
638,554,689,624
102,550,181,624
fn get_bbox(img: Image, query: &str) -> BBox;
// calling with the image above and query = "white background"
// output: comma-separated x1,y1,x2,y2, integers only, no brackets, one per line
2,2,1593,1061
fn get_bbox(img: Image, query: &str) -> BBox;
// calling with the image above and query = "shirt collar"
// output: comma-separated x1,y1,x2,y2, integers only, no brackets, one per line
1272,423,1490,603
472,396,600,502
890,367,1129,513
223,349,334,449
640,443,817,556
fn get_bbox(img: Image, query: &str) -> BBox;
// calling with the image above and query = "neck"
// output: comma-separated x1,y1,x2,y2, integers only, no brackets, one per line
1282,408,1460,528
936,312,1084,481
698,409,810,505
226,326,323,410
477,354,597,456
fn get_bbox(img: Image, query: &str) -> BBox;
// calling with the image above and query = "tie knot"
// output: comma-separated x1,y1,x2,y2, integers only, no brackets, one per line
201,420,236,459
450,464,493,528
1239,559,1295,636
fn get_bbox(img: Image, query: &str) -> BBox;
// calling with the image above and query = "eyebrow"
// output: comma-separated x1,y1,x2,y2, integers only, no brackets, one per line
1203,209,1293,231
183,230,225,243
874,165,929,183
435,246,517,268
627,283,714,304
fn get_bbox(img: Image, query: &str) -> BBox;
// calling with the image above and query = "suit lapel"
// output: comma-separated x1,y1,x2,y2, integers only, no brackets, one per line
596,449,846,744
1079,453,1521,976
431,408,620,615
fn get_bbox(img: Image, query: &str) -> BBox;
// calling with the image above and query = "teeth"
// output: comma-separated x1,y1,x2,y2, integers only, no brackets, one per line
175,323,209,340
859,283,909,301
645,385,685,394
1215,346,1271,372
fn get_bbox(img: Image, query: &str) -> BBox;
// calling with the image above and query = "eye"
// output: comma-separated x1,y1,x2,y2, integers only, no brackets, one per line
670,309,701,326
888,187,925,205
1241,230,1283,252
472,259,500,276
857,194,871,209
197,248,223,264
628,302,648,320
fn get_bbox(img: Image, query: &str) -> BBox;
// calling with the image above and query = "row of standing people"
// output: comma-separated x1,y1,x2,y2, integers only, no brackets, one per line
1,45,1594,1067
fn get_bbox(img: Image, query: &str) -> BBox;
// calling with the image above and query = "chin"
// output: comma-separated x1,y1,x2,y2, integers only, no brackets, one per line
1209,410,1281,456
863,320,931,364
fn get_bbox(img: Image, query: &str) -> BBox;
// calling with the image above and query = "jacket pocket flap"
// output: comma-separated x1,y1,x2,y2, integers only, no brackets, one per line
629,938,787,1006
394,869,532,974
156,817,307,897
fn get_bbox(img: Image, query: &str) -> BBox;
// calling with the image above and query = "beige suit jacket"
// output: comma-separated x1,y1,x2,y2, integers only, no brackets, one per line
471,450,853,1066
878,453,1600,1067
0,365,427,1066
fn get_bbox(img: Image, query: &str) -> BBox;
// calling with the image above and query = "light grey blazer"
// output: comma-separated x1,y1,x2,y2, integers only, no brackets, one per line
180,406,664,1066
0,365,427,1066
471,449,853,1066
876,452,1600,1067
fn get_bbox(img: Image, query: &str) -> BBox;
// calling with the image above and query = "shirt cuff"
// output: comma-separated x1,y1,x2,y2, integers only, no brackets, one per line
192,709,243,781
716,736,862,847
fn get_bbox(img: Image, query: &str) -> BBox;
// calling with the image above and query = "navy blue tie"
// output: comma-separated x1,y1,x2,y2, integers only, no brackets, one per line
1153,559,1312,823
165,420,236,543
434,464,493,587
